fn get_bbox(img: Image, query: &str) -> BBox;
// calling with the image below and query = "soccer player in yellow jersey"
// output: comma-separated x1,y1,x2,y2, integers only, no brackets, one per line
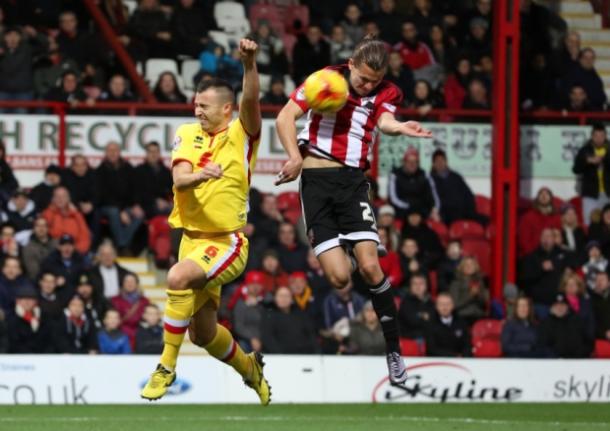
141,39,270,405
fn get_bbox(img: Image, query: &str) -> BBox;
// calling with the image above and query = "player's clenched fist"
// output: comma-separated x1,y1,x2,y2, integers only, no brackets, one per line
239,38,258,64
197,163,223,181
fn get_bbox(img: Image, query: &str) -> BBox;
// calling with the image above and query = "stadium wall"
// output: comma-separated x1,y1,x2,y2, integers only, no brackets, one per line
0,355,608,405
0,115,587,198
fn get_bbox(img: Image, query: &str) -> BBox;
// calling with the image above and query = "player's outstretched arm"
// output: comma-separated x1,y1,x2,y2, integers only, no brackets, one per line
173,161,222,191
377,112,433,138
238,38,261,138
275,99,305,185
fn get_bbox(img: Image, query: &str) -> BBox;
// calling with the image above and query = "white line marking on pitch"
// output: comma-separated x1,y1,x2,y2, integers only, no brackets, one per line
0,416,607,428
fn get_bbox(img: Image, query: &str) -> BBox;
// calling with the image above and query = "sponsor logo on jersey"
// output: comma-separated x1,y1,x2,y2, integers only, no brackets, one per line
172,136,182,151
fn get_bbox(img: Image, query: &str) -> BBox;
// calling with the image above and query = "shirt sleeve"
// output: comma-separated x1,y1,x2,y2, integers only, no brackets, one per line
170,125,196,167
374,84,403,122
289,84,310,112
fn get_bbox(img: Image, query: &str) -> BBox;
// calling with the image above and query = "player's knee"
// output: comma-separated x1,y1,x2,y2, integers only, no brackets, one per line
358,261,382,284
188,326,210,347
328,272,350,289
167,268,191,291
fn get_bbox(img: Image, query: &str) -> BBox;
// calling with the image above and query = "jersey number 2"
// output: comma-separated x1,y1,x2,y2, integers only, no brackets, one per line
360,202,377,230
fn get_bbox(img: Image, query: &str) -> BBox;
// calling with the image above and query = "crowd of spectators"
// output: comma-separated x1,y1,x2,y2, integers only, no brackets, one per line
0,0,607,114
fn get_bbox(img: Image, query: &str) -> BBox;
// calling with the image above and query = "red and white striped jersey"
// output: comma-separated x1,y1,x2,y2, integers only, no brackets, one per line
289,64,403,169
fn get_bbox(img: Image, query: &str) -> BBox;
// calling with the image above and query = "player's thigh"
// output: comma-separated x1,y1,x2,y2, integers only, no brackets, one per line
188,300,218,347
317,246,351,289
167,256,208,291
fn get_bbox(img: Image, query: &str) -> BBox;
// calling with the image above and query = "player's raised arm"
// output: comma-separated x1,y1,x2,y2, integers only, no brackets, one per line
377,112,433,138
275,99,306,185
238,38,261,138
172,161,222,191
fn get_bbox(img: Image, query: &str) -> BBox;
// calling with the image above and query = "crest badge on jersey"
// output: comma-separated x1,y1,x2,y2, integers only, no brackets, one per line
172,135,182,152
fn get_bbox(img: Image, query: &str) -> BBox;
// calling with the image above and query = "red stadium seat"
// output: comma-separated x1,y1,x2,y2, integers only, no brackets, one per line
448,220,485,240
283,208,301,225
426,219,449,246
148,215,171,268
474,194,491,217
472,339,502,358
462,239,491,275
249,4,283,34
285,5,309,34
399,338,426,356
277,191,300,212
471,318,504,342
593,340,610,358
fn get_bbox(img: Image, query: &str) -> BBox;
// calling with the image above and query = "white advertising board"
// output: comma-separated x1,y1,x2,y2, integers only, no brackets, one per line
0,355,608,405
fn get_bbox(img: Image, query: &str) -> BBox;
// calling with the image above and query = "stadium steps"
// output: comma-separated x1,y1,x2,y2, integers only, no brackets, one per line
117,256,207,355
560,1,594,14
561,14,602,29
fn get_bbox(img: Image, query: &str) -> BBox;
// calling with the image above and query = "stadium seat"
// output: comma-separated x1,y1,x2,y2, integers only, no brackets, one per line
277,191,301,212
285,5,309,34
283,208,301,225
208,30,235,53
123,0,137,15
259,73,272,93
471,318,504,342
472,339,502,358
249,4,284,35
282,33,297,62
462,239,491,275
148,215,171,269
181,59,201,90
145,58,179,85
399,338,426,356
593,339,610,358
475,194,491,217
426,219,449,246
215,1,250,37
448,220,485,240
284,75,296,95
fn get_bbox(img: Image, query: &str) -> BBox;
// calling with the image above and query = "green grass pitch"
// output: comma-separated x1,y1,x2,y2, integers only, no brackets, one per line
1,404,609,431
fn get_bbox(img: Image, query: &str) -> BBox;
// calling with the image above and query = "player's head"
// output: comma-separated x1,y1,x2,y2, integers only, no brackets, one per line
348,35,388,96
194,78,235,133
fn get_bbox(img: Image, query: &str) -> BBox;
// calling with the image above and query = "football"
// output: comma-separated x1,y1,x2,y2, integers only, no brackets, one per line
303,69,349,114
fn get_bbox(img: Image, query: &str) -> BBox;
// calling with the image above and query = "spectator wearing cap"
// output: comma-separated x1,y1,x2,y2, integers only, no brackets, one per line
0,256,32,318
388,147,439,220
6,284,53,353
53,295,98,354
275,222,309,273
501,296,541,358
96,142,144,255
232,270,266,352
429,150,484,226
0,140,18,204
260,77,289,106
519,228,577,319
2,188,35,234
538,293,593,358
261,286,319,354
398,273,434,339
37,271,64,320
573,123,610,225
133,141,172,220
110,272,149,345
559,204,586,255
87,242,129,299
22,217,57,280
425,293,471,357
401,206,443,267
517,187,561,257
30,164,62,212
42,186,91,255
563,48,607,111
347,300,385,355
135,303,163,354
40,234,87,296
97,309,131,354
75,273,109,330
582,241,608,291
592,272,610,341
378,227,403,289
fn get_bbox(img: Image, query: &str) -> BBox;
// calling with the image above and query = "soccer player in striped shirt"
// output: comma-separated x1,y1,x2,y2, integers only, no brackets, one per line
275,34,432,386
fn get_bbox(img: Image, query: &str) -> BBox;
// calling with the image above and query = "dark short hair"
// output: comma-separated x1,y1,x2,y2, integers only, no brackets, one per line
592,122,606,133
432,149,446,162
145,141,160,150
352,34,389,71
195,77,235,103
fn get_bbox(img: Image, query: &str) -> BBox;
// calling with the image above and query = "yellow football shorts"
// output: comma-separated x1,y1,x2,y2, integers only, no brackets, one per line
179,231,249,312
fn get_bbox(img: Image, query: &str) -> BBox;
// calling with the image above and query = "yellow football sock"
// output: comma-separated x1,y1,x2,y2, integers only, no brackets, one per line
205,324,252,379
160,289,195,370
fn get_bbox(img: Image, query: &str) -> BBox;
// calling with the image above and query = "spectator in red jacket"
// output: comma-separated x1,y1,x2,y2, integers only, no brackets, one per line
393,21,435,71
42,186,91,255
444,57,472,109
110,272,149,345
378,227,402,289
518,187,561,257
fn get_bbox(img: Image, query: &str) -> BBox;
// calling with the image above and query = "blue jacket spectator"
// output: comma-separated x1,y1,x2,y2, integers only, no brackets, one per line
501,297,541,358
322,283,365,330
40,235,88,295
97,309,131,354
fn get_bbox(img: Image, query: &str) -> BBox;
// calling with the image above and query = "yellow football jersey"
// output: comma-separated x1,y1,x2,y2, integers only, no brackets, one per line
168,119,260,233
